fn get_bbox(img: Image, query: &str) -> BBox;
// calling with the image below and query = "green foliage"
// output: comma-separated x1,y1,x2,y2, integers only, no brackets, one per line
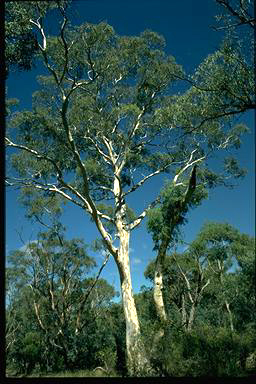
6,221,255,377
6,225,118,374
17,188,63,220
5,1,38,75
224,156,247,178
5,1,70,76
143,221,255,376
186,39,254,118
147,179,208,250
5,97,19,117
140,319,256,377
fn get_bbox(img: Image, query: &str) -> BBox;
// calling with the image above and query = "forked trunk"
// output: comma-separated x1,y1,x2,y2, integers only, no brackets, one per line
116,226,151,376
225,300,234,332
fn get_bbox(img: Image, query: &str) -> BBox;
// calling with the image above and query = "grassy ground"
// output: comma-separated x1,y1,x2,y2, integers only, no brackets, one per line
6,368,121,378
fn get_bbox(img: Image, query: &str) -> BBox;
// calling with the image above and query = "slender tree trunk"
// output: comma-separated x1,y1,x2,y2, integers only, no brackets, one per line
153,238,169,325
150,239,170,363
154,257,167,324
218,262,234,332
225,300,234,332
181,293,187,329
152,165,198,333
152,277,166,353
115,225,151,375
152,261,167,353
187,303,196,331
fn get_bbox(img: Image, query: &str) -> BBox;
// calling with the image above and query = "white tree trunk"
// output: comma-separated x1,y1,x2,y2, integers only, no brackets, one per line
181,293,187,329
153,236,170,325
115,224,151,375
187,303,195,331
225,300,234,332
150,240,170,364
154,264,167,323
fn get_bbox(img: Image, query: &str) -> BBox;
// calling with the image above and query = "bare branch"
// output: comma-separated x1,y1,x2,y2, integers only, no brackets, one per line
173,256,194,305
76,252,110,334
102,136,118,166
29,18,47,50
215,0,255,29
128,195,161,230
84,134,113,165
124,163,172,197
173,151,205,185
200,279,210,294
30,291,47,331
128,108,146,140
58,5,69,84
5,138,64,178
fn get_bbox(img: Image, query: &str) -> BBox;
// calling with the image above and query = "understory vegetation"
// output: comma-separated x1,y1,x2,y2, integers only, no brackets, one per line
6,222,256,377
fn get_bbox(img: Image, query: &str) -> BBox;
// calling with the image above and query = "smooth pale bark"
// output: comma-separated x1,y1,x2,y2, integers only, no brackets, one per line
187,303,196,332
153,237,169,325
152,165,198,334
114,199,151,375
181,293,187,329
151,255,167,359
218,260,235,332
151,238,170,359
178,263,210,332
154,259,168,324
225,300,234,332
111,163,152,375
185,277,210,331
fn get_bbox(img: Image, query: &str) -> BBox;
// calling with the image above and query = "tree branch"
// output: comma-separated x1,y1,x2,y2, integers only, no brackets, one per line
173,151,205,186
215,0,255,29
75,252,110,334
58,5,69,84
124,163,172,197
128,195,161,230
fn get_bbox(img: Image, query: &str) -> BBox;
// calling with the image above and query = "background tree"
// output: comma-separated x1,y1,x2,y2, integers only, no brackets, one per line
144,222,255,376
5,1,252,374
231,233,255,332
146,165,207,332
6,223,117,374
191,222,255,332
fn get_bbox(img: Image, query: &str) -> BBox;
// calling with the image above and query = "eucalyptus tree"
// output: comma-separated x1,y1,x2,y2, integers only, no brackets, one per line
146,148,247,335
145,222,255,333
5,1,250,374
231,233,255,331
6,224,117,371
191,222,254,332
146,167,206,328
171,250,211,332
144,244,211,333
145,0,255,331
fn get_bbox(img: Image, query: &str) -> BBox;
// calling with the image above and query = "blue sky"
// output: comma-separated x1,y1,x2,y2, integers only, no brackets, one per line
6,0,255,296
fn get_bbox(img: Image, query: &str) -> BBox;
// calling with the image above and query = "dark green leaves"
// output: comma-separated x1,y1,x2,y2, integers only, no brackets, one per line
224,157,247,178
